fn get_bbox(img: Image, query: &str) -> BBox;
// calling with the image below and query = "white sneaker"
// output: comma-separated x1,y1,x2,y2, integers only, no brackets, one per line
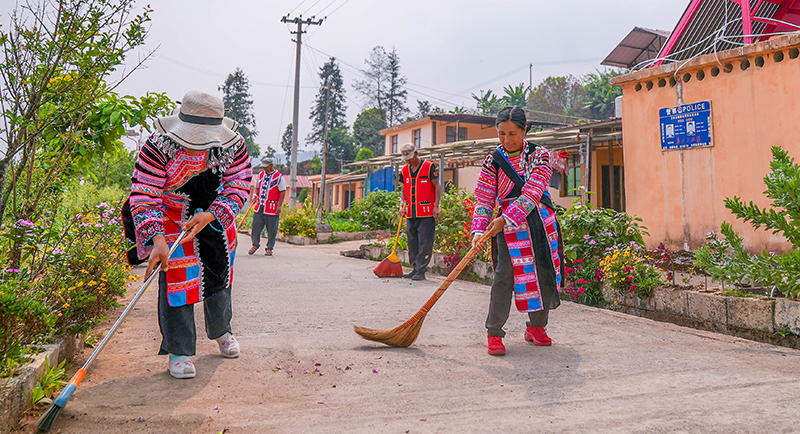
216,333,240,358
168,355,196,379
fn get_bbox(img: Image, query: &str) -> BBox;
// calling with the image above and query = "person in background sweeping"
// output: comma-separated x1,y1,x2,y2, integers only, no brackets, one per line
130,90,252,379
471,106,564,356
249,156,286,256
399,143,442,281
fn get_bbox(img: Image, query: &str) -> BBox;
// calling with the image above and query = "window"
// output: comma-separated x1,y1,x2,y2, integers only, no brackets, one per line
445,126,467,143
391,135,398,153
413,129,421,148
563,154,581,196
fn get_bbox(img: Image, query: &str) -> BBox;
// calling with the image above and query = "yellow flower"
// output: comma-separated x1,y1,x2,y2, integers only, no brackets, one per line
88,281,97,286
86,255,96,259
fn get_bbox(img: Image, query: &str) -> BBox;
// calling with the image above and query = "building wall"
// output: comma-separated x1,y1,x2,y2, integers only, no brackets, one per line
615,34,800,252
383,120,497,155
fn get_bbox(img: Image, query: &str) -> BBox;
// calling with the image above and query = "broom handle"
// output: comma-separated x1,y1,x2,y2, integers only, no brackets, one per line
390,204,406,255
395,225,501,329
236,202,254,228
81,230,188,371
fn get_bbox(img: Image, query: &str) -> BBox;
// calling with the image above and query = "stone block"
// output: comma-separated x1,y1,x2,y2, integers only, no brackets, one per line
653,287,688,316
727,296,775,332
631,294,656,311
774,297,800,335
687,291,727,325
472,260,494,280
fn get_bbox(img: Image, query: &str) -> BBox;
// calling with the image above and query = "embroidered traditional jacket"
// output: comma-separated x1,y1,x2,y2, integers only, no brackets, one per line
127,133,252,307
471,142,564,312
254,170,283,215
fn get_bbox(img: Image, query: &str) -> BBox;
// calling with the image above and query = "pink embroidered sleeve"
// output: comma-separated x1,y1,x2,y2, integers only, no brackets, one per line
470,155,499,236
207,140,253,229
502,147,552,227
130,137,168,246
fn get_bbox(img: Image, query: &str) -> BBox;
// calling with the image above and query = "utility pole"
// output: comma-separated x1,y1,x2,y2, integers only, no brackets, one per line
281,14,323,208
318,78,332,222
529,63,533,93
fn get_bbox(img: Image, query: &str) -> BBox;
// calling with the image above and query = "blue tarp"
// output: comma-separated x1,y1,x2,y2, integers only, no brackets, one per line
368,166,394,193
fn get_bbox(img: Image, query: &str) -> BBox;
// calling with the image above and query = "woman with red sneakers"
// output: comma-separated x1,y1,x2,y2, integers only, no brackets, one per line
471,106,565,356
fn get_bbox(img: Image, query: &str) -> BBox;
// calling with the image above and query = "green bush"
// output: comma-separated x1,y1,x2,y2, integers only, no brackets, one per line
0,199,131,376
347,190,400,231
694,146,800,299
279,197,317,238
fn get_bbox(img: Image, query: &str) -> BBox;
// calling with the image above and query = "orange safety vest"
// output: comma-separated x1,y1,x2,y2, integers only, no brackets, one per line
256,170,283,215
402,160,436,218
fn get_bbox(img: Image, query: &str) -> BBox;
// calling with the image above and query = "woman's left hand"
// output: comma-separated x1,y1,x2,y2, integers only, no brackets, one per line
181,211,216,244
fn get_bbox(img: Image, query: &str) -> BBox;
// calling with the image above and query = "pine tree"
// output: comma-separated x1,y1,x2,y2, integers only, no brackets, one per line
308,57,347,146
219,68,259,156
384,48,409,126
280,124,293,161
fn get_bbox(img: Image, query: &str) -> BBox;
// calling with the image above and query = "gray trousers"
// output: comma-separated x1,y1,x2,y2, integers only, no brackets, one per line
157,272,232,356
406,217,436,274
486,233,551,337
252,213,279,250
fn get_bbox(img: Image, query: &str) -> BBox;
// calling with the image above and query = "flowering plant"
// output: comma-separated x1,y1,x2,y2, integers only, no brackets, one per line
600,245,662,298
1,200,132,375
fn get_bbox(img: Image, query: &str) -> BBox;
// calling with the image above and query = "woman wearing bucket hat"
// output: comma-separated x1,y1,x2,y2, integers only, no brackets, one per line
125,90,252,379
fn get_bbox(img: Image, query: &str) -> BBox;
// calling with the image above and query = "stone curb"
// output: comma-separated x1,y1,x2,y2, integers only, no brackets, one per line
0,335,79,432
604,287,800,350
358,246,493,284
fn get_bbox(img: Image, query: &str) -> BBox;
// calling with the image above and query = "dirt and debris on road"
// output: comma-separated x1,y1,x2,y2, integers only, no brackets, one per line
15,237,800,434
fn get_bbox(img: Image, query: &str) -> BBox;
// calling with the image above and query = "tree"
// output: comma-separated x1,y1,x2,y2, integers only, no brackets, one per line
327,128,356,173
353,46,409,126
280,124,293,161
0,0,173,227
472,90,502,116
502,84,529,108
527,75,590,123
308,57,347,146
219,67,259,157
355,148,374,161
384,48,409,126
264,146,277,159
354,46,388,112
416,100,432,118
353,108,387,157
583,68,627,120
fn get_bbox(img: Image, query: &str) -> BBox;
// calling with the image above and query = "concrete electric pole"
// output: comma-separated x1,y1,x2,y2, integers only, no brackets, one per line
281,14,323,208
318,78,332,222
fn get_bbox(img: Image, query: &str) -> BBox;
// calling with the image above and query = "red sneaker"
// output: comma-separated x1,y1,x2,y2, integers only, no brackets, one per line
487,335,506,356
524,327,552,346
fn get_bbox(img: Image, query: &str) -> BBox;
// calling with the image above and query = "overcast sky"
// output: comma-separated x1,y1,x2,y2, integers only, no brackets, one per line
4,1,690,157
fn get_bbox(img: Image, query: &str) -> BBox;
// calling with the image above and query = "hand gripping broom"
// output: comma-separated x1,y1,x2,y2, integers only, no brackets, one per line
37,230,188,432
373,205,406,278
356,225,501,347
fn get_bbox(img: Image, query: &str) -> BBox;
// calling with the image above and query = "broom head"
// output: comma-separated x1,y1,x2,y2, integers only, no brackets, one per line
373,251,403,277
37,368,86,432
353,314,426,348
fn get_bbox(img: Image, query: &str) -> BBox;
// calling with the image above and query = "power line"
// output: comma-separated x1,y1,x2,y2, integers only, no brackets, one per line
301,0,324,17
287,0,308,15
326,0,351,17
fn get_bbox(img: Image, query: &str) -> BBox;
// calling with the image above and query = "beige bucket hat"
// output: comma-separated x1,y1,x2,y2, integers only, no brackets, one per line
155,90,241,150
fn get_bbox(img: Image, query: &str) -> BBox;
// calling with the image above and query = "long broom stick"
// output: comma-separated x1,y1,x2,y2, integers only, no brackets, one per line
37,230,189,432
355,225,501,347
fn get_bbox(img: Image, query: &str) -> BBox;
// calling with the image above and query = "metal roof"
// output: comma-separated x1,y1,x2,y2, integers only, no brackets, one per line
348,118,623,170
602,27,671,69
653,0,800,68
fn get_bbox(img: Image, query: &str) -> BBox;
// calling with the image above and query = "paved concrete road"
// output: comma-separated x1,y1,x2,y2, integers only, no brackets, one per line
22,236,800,434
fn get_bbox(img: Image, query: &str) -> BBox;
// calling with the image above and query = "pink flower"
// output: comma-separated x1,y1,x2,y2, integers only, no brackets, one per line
588,240,596,245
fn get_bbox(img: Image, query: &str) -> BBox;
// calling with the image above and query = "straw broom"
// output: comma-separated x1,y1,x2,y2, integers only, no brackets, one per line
355,225,500,347
373,205,405,278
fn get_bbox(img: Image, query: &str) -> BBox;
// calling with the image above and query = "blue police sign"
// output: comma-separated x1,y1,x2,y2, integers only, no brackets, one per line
659,101,712,151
